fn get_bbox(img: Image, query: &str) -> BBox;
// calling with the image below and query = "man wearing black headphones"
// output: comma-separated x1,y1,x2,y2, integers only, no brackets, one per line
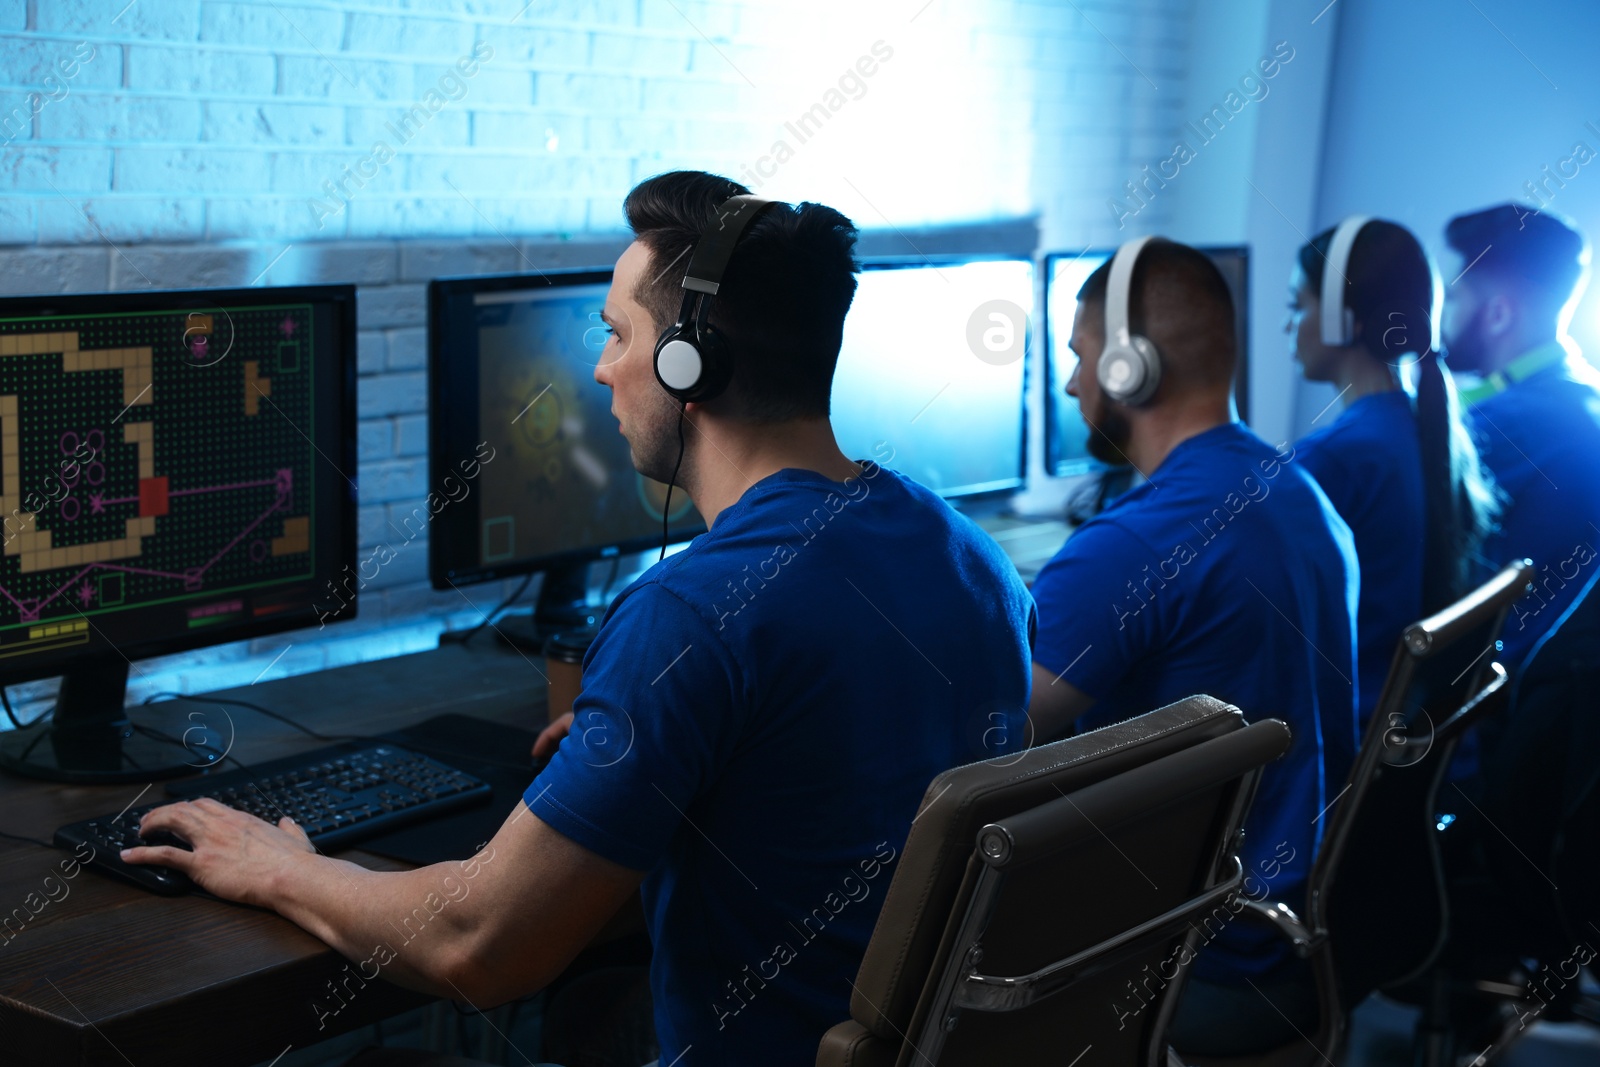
124,171,1035,1067
1028,237,1359,1055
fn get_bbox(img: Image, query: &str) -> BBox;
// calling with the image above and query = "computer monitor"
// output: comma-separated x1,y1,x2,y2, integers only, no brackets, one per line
829,256,1031,498
0,284,358,782
1043,245,1251,475
428,270,705,634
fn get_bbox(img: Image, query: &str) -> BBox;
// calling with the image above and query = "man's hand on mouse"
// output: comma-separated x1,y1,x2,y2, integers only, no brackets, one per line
120,798,318,906
533,711,574,760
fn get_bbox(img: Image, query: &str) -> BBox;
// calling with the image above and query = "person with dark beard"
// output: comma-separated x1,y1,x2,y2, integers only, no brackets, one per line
1442,203,1597,671
121,172,1036,1067
1027,237,1359,1056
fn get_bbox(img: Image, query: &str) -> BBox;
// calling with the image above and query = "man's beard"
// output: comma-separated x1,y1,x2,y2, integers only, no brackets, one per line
630,387,690,487
1084,401,1134,467
1442,304,1488,375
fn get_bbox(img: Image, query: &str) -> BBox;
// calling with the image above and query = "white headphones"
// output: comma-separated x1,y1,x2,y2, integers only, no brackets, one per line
1321,215,1372,346
1097,235,1162,405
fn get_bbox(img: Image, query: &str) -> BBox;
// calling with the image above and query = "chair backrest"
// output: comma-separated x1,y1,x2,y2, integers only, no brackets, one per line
817,695,1291,1067
1482,564,1600,954
1309,560,1532,1007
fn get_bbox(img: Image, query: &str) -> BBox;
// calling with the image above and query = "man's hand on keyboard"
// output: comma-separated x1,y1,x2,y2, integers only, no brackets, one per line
532,712,574,760
119,798,317,906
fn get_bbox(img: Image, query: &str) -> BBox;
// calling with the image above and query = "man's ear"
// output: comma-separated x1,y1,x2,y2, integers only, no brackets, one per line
1483,293,1516,336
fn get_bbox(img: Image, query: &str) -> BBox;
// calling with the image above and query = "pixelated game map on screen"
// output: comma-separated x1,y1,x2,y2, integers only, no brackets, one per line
473,285,702,569
0,306,316,660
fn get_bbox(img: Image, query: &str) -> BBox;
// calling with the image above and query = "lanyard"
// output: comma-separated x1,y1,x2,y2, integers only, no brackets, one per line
1457,345,1569,405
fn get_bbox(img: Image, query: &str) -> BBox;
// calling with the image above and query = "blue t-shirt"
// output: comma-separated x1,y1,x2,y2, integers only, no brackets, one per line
527,461,1036,1067
1469,346,1600,670
1295,391,1424,728
1031,422,1359,981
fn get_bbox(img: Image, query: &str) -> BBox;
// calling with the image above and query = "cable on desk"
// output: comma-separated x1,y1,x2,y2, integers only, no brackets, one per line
446,572,534,647
128,723,267,798
140,691,363,744
0,827,55,849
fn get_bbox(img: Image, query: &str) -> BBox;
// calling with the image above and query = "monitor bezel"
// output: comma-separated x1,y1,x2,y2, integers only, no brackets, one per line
427,267,707,591
0,282,359,687
849,253,1033,501
1041,245,1252,477
428,252,1037,591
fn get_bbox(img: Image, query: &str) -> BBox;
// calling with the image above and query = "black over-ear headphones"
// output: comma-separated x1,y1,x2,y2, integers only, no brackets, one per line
653,194,774,403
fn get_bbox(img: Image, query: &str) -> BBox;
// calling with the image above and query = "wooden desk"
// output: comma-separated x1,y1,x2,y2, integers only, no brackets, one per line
0,639,549,1067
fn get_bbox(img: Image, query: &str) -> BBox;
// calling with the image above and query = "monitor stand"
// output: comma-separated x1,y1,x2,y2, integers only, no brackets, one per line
494,562,600,653
0,658,226,784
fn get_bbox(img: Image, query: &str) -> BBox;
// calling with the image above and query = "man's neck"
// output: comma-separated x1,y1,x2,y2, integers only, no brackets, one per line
681,415,862,528
1125,401,1233,476
1481,328,1561,375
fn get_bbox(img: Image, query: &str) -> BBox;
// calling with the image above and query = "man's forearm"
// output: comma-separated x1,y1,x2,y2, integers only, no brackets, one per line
1029,662,1096,742
122,798,625,1011
266,850,470,1000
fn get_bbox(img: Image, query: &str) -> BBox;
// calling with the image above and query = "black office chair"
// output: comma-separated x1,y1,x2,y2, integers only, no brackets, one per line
1182,561,1533,1067
817,695,1292,1067
1482,562,1600,955
1411,563,1600,1061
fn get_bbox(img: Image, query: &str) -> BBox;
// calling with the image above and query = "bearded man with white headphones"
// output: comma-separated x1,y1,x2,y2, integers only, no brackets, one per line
1028,236,1360,1056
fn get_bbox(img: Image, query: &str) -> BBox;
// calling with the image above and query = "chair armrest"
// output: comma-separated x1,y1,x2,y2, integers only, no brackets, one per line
1237,899,1321,957
953,857,1245,1012
817,1020,898,1067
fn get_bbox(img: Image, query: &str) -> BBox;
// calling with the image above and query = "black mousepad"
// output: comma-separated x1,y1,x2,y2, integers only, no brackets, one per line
355,713,544,866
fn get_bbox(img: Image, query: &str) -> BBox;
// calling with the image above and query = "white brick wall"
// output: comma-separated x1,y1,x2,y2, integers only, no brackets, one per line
0,0,1199,708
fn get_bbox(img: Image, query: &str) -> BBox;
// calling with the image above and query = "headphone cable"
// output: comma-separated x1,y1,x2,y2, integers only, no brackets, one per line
660,402,687,561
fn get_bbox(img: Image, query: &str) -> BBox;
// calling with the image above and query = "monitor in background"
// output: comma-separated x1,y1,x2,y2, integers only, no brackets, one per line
429,271,704,639
830,257,1031,498
1044,246,1251,476
0,285,358,783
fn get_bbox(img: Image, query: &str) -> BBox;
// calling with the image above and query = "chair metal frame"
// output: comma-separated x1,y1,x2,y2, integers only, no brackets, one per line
1225,560,1533,1064
909,720,1285,1066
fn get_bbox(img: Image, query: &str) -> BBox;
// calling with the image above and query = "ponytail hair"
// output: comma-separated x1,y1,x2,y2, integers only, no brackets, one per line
1413,346,1501,608
1299,220,1500,610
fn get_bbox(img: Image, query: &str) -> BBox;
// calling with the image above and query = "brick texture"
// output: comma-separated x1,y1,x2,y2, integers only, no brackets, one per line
0,0,1196,702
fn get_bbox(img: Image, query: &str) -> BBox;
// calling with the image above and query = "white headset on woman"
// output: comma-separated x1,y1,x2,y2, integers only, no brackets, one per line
1321,215,1373,346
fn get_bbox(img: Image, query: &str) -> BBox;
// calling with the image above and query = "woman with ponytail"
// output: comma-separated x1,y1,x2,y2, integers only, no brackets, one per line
1287,218,1499,727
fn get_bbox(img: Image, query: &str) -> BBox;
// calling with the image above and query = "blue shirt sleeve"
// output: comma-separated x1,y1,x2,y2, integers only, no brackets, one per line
1030,518,1162,702
524,581,744,872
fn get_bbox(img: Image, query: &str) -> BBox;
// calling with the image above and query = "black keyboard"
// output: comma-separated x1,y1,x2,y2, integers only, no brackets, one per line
55,741,493,895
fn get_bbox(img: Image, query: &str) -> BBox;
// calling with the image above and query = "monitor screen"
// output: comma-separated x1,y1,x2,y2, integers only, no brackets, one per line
1044,246,1250,475
428,271,705,588
830,257,1031,498
0,284,357,685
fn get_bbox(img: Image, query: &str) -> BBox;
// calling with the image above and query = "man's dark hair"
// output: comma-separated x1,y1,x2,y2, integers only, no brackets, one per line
1077,239,1237,391
623,171,859,421
1444,203,1589,318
